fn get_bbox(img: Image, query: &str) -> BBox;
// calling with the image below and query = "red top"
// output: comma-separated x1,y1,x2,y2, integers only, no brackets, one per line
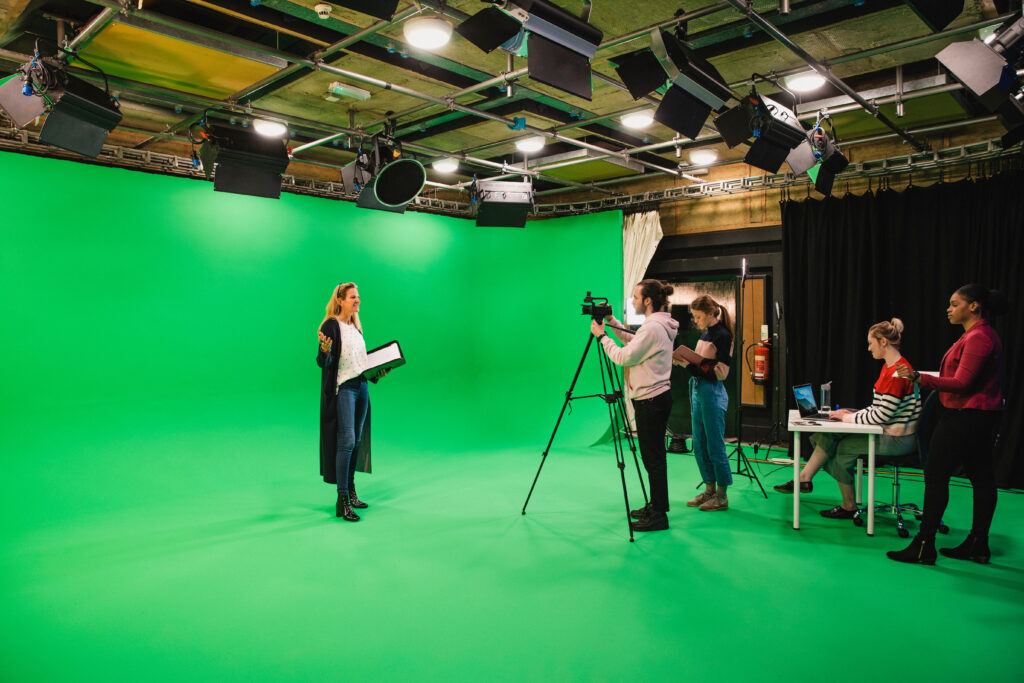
919,319,1003,411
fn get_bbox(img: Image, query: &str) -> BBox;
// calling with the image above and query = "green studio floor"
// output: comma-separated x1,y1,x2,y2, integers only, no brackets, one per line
2,395,1021,682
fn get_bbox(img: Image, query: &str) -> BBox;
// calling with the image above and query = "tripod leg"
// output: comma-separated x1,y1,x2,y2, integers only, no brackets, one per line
522,334,595,514
597,340,635,541
603,352,648,505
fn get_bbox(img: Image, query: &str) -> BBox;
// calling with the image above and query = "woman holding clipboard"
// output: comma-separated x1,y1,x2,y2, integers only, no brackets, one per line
316,282,389,522
675,295,734,512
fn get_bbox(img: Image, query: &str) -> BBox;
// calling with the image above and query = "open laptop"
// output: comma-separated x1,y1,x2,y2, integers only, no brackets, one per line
792,383,834,421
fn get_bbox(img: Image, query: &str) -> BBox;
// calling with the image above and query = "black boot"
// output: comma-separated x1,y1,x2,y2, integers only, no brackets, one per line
336,493,361,521
349,485,368,509
630,510,668,532
940,532,991,564
886,534,936,565
630,501,653,520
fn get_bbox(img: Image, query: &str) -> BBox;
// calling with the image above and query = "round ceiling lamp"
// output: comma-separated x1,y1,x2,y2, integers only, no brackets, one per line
785,71,826,92
403,15,453,50
515,136,546,153
621,110,655,129
431,157,459,173
689,149,718,166
253,119,288,137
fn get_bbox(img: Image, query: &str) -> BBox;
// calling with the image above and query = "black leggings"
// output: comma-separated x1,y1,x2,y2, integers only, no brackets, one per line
632,391,673,513
920,407,1001,539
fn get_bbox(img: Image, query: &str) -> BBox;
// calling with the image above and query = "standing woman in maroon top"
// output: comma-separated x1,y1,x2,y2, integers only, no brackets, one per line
888,284,1008,565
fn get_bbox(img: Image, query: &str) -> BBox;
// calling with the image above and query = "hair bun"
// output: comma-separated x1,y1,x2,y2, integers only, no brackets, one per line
988,289,1009,316
890,317,904,335
662,284,674,297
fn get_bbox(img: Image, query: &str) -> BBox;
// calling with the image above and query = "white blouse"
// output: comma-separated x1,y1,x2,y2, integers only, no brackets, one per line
336,320,368,386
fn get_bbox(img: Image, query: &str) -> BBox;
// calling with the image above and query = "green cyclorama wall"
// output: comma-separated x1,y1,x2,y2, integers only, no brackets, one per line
0,153,622,453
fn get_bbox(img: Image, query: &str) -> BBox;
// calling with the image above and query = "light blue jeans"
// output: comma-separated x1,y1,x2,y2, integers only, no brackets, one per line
689,376,732,487
336,376,369,495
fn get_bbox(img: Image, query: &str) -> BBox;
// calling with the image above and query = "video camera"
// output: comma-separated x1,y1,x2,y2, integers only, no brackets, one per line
581,292,613,320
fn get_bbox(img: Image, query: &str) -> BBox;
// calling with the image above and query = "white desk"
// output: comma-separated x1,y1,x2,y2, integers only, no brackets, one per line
787,410,883,536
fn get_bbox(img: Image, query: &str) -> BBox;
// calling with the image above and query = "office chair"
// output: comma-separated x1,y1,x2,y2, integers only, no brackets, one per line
853,389,949,537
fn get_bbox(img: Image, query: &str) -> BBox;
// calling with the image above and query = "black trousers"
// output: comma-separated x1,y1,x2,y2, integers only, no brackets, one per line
920,406,1001,539
632,391,673,513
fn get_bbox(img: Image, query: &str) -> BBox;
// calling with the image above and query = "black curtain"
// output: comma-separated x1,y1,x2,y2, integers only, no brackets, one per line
782,168,1024,489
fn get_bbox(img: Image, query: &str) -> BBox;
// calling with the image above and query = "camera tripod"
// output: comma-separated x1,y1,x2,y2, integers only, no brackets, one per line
522,329,649,542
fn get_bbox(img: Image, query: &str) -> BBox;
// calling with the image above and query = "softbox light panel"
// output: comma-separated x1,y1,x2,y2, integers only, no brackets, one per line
475,179,533,227
714,104,753,148
651,30,733,110
527,33,592,100
903,0,964,33
611,48,666,100
0,74,47,128
199,125,289,199
456,7,523,53
937,39,1013,112
655,84,712,140
785,140,818,176
744,139,793,174
37,77,122,158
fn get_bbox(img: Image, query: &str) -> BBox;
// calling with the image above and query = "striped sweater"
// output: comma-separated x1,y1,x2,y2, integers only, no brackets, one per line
842,356,921,436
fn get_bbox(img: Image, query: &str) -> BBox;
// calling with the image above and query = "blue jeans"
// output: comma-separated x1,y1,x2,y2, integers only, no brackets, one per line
689,376,732,487
336,377,369,495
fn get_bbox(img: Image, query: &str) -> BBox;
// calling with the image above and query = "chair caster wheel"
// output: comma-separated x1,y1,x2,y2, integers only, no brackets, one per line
898,527,909,538
939,524,950,534
853,516,864,527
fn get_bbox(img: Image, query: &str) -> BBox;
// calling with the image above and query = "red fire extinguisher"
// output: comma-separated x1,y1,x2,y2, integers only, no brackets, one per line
752,339,771,385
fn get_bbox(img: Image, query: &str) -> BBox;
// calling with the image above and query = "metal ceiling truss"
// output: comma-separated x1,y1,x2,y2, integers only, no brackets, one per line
1,0,1017,211
4,119,1012,220
531,138,1022,217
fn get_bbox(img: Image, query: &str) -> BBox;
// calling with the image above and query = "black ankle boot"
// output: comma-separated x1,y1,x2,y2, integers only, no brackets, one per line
940,532,991,564
349,486,368,509
886,534,936,565
336,493,361,521
630,501,653,520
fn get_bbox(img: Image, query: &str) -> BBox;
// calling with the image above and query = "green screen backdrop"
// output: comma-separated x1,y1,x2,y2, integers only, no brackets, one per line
0,152,622,468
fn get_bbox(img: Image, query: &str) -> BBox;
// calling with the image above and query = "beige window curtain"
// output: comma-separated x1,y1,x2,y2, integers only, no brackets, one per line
620,209,664,432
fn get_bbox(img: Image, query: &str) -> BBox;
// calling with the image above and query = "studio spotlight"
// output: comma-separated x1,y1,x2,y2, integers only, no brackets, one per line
715,88,807,173
341,134,426,214
937,13,1024,113
0,48,122,158
786,112,849,195
612,27,733,140
403,14,453,50
472,178,534,227
198,124,290,199
455,1,603,100
903,0,964,33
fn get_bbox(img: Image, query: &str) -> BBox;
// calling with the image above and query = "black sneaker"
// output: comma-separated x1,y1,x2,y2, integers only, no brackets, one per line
630,512,668,532
774,480,812,494
819,505,857,519
630,501,654,520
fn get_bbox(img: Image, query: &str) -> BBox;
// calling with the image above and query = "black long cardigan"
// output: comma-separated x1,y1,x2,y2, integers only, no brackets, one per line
317,318,372,483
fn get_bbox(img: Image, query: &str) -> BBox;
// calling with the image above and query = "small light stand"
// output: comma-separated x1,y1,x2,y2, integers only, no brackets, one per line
729,258,768,498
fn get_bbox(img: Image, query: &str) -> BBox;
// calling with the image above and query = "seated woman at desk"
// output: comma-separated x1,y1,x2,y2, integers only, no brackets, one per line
774,319,922,518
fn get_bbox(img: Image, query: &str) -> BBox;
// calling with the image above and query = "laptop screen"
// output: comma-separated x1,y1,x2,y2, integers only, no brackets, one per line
792,383,819,417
